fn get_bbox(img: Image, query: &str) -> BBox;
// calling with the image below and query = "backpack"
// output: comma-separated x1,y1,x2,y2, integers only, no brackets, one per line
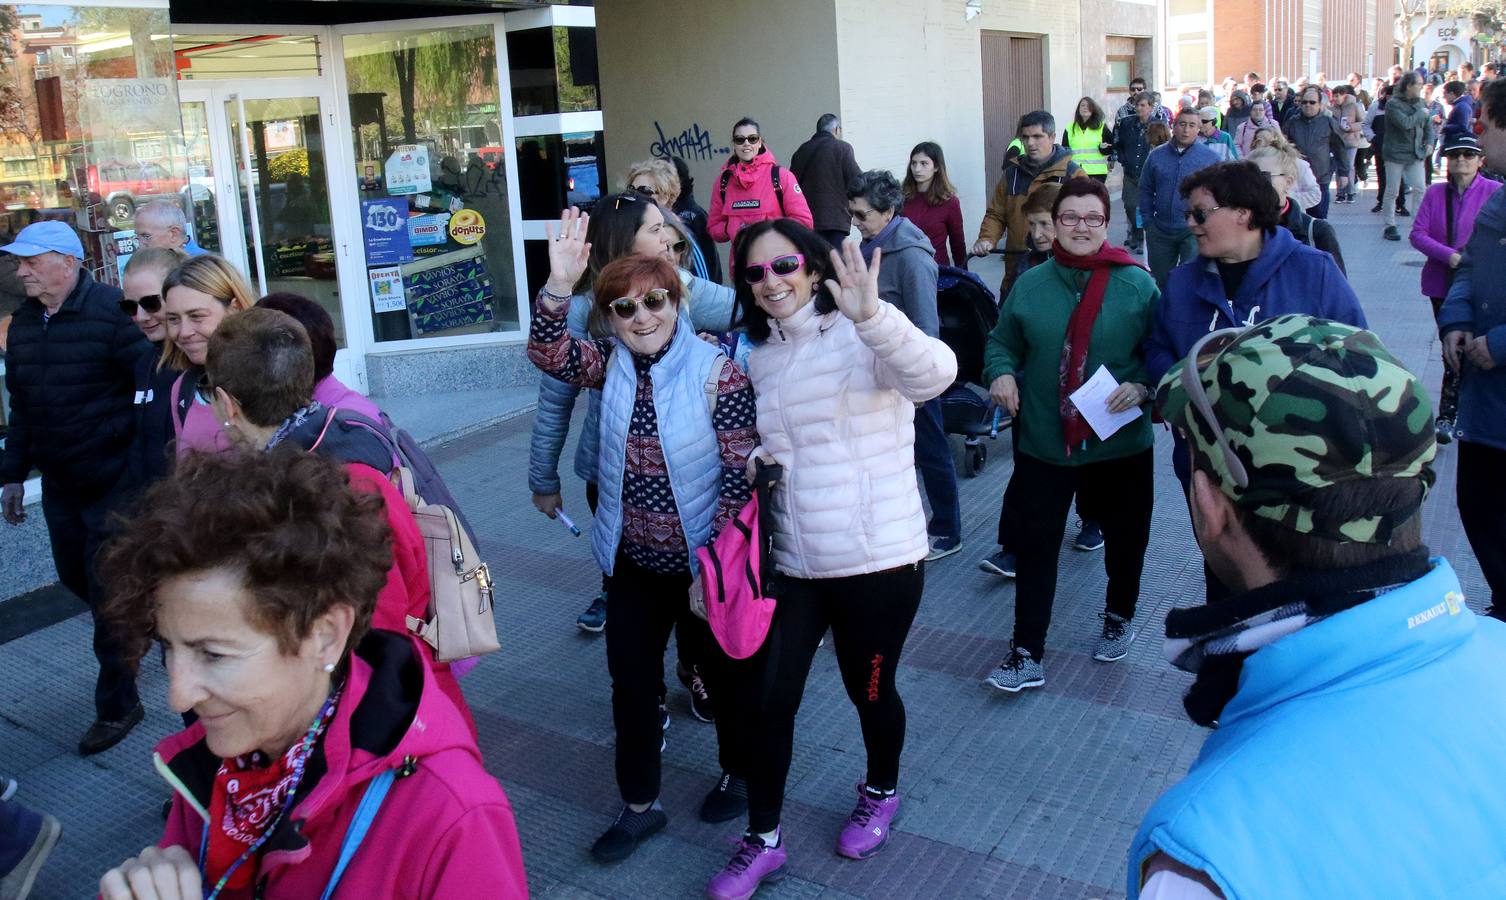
695,460,782,659
308,409,499,663
719,164,785,215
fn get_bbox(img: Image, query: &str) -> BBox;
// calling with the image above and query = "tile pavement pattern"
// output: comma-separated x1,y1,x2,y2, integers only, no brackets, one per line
0,195,1490,899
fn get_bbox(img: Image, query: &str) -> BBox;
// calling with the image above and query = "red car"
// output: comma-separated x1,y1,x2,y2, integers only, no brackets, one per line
86,160,185,224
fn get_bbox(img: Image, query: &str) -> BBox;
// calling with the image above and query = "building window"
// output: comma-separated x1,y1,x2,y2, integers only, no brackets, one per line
516,130,603,220
1175,33,1208,85
1107,56,1134,90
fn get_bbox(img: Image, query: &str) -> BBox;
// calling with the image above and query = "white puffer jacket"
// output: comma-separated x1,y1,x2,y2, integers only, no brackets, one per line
748,299,957,579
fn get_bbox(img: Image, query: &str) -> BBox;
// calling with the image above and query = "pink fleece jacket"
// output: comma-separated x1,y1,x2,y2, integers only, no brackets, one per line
1410,175,1503,299
707,149,814,242
153,631,526,898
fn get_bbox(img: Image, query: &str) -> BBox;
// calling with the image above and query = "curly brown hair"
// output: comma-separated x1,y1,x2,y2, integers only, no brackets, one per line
101,449,392,664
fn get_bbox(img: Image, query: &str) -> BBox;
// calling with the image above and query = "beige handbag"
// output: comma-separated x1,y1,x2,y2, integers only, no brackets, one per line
398,467,501,662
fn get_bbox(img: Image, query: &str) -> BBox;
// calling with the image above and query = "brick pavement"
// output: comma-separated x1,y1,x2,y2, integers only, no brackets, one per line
0,190,1490,899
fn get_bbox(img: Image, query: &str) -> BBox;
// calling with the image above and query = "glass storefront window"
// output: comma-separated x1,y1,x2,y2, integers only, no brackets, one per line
0,5,183,284
506,26,598,116
172,33,321,80
344,24,517,341
516,130,603,219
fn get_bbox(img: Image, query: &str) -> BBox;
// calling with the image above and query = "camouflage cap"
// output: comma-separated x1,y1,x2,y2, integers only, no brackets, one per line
1158,314,1436,543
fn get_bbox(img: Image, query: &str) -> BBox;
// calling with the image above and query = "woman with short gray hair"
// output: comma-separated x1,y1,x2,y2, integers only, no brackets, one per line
846,169,962,559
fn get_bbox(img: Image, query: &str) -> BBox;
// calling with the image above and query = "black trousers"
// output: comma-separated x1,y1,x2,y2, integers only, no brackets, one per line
1429,298,1462,421
1010,450,1153,660
605,555,747,805
1457,441,1506,616
997,424,1100,550
744,563,924,833
41,481,139,720
585,482,610,595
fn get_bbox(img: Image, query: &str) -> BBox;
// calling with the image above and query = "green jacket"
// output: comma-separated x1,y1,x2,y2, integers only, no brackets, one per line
983,258,1159,465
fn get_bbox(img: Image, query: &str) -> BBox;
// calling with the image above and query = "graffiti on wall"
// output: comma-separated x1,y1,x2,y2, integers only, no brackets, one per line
650,121,730,161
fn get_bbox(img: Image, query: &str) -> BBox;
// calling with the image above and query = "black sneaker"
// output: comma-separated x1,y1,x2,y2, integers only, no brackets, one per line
984,646,1044,692
590,804,668,863
978,550,1017,578
1396,204,1410,217
1370,201,1383,213
676,662,715,724
1093,612,1138,662
660,703,669,752
576,592,607,633
699,771,749,823
1383,225,1401,241
1073,520,1105,552
78,702,144,756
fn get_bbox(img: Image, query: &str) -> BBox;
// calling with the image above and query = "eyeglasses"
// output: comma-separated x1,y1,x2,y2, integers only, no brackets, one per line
1177,327,1253,489
1200,118,1217,124
118,294,161,317
850,207,881,222
742,253,804,284
1183,205,1223,226
631,184,656,197
1056,211,1107,228
731,134,761,145
608,287,671,320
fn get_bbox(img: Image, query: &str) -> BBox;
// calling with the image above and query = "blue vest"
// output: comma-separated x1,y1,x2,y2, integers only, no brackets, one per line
1128,559,1506,899
592,320,725,577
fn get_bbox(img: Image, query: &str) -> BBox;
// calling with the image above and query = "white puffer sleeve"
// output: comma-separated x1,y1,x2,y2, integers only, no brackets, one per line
852,301,958,403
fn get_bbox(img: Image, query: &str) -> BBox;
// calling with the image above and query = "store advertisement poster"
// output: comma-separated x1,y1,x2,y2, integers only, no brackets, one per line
360,198,412,266
408,212,451,248
406,253,494,334
369,265,406,314
385,144,432,195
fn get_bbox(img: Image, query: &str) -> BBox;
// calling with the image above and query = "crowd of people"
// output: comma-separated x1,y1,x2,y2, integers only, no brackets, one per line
0,62,1504,900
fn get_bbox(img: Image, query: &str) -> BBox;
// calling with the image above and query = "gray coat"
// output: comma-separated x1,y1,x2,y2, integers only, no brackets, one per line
1282,112,1347,180
871,217,940,337
1383,96,1434,163
527,274,736,494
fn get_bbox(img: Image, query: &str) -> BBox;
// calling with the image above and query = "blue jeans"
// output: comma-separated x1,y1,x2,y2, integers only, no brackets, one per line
1146,222,1198,290
914,398,961,541
0,799,42,875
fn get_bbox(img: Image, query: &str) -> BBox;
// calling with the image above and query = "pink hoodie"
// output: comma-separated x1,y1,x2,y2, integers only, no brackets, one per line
707,148,814,242
153,632,527,898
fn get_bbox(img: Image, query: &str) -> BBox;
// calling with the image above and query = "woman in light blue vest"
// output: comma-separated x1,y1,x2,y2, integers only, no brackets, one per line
528,210,758,866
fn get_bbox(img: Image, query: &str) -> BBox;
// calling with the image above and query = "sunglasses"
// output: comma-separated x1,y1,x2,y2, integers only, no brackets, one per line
1178,327,1254,488
731,134,761,145
631,184,656,197
742,253,804,284
1056,212,1107,228
609,287,671,320
1184,205,1222,226
612,192,642,210
1447,150,1482,159
118,294,162,317
670,238,688,253
1301,100,1321,105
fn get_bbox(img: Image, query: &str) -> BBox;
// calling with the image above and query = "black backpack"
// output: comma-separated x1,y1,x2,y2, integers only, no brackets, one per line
719,165,785,215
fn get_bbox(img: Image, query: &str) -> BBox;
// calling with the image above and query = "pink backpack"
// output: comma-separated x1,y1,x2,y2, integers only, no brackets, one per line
696,461,782,659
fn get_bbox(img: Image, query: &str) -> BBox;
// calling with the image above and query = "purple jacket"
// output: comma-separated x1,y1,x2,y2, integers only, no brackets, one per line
1410,175,1503,299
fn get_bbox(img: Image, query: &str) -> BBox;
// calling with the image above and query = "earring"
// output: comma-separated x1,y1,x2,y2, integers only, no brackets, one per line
322,662,335,673
223,421,231,428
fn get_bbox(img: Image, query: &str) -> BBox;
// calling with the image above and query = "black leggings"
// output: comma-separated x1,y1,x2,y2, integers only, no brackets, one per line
585,482,609,595
605,555,748,804
1010,450,1153,660
744,563,924,833
1457,441,1506,615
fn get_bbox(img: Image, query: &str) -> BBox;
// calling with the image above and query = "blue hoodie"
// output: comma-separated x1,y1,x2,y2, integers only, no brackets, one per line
1442,92,1474,142
1439,187,1506,451
1146,225,1366,382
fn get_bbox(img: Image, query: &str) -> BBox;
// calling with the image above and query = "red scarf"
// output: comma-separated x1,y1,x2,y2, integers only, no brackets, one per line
1050,241,1145,455
204,691,340,890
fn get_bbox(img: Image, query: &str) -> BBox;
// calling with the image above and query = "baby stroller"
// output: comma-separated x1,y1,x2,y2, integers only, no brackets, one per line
936,265,1010,476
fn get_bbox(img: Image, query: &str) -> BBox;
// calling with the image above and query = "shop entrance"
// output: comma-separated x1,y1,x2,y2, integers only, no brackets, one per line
177,77,367,389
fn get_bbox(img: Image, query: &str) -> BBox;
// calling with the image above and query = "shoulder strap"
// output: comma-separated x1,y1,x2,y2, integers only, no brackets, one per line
769,166,784,213
1307,214,1316,247
1445,183,1458,247
319,769,397,900
718,168,732,204
704,352,726,415
171,372,191,433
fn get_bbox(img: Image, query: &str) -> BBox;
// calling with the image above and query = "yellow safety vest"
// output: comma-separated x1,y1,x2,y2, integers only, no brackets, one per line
1065,122,1109,175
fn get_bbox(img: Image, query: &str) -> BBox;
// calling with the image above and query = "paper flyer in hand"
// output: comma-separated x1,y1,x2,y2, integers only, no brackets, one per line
1069,365,1143,441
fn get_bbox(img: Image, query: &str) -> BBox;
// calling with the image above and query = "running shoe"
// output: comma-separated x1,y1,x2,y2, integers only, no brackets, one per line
1073,520,1105,552
1093,612,1138,662
590,804,667,863
984,647,1044,692
576,592,608,633
677,662,715,724
706,832,787,900
978,550,1017,578
835,782,902,860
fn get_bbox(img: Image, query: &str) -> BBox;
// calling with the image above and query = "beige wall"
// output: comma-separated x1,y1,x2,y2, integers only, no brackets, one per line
832,0,1083,246
594,0,840,231
1080,0,1158,103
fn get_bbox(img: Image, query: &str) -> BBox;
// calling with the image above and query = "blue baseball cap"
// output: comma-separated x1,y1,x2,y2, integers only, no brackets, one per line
1,220,84,258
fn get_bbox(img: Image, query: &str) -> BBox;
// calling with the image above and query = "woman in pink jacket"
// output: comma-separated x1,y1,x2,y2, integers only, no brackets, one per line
96,451,526,900
707,117,814,243
702,220,956,900
1410,132,1502,442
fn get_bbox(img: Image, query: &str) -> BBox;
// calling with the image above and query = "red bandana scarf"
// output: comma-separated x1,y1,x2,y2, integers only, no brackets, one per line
1050,240,1145,456
203,688,341,892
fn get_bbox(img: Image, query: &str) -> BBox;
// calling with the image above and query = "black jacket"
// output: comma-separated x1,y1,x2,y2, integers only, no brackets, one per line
1113,116,1154,181
673,176,723,284
123,343,181,492
0,269,147,496
789,131,862,232
1280,201,1346,276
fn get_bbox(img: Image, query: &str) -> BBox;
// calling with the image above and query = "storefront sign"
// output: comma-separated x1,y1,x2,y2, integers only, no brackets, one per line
369,265,407,314
361,198,413,266
385,144,432,195
448,209,486,246
408,212,451,247
405,252,494,335
82,78,180,143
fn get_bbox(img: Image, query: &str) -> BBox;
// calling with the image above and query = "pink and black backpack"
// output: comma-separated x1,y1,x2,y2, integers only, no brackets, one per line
696,461,782,659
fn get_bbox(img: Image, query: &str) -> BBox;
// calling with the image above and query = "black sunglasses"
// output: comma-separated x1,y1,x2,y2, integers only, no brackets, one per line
731,134,761,145
632,184,656,197
742,253,804,284
611,192,642,210
118,294,162,317
670,238,688,253
609,288,671,320
1447,150,1482,159
1183,205,1222,226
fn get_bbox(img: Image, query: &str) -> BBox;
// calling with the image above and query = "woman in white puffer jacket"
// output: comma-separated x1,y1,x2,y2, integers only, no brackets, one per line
702,218,956,899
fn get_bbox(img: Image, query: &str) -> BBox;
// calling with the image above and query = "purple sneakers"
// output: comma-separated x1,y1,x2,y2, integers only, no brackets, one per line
835,782,901,860
705,834,787,900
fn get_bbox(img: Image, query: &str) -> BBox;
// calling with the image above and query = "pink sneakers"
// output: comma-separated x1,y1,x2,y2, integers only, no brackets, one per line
835,782,901,860
705,834,787,900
